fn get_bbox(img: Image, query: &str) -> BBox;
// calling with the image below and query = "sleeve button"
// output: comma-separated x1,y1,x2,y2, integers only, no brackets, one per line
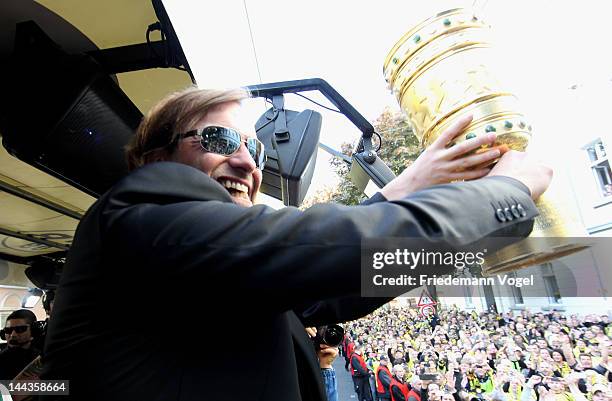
496,208,507,222
504,207,514,221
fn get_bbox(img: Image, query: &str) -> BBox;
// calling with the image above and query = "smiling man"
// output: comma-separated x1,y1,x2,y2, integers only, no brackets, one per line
42,86,551,401
165,100,262,207
124,87,262,207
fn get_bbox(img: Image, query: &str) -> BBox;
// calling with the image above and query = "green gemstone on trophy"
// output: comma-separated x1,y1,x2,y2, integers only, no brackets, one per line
443,18,451,26
485,125,496,132
504,121,513,129
414,34,421,43
392,57,399,64
466,132,476,140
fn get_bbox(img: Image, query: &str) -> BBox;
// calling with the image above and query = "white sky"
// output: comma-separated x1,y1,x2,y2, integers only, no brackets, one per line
165,0,612,207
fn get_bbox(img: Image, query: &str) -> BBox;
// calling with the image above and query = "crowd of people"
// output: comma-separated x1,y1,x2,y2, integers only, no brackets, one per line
342,305,612,401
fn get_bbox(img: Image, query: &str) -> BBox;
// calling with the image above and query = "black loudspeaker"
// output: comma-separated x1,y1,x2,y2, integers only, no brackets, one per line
255,97,321,206
25,259,62,290
0,22,143,197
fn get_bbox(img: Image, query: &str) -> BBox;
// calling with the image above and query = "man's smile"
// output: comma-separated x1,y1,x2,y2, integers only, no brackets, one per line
215,176,253,205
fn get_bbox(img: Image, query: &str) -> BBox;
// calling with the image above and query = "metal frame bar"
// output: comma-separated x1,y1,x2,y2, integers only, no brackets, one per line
247,78,396,188
0,227,70,250
86,41,167,75
0,251,66,265
318,143,352,164
0,180,82,220
247,78,375,138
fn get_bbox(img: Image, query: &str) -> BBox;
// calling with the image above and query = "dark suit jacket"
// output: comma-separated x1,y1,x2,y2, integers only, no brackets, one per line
41,162,537,401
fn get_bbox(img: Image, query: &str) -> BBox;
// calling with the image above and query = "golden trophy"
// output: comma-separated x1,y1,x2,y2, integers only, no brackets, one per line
383,8,589,274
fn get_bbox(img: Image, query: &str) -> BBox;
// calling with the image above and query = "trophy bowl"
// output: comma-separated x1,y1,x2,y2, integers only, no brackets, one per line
383,8,589,274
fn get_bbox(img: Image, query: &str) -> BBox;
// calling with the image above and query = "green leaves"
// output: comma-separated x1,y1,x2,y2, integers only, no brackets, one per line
303,108,420,207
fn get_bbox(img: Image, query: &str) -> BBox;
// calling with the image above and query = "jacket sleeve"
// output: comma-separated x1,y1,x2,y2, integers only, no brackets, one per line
392,384,407,401
101,163,537,313
388,348,396,364
351,355,369,376
379,369,392,388
293,192,393,325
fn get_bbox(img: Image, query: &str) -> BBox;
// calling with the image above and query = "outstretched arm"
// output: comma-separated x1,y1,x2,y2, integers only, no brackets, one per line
102,156,541,314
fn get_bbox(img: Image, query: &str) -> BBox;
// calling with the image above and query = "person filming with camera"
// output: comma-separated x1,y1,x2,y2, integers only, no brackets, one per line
307,325,344,401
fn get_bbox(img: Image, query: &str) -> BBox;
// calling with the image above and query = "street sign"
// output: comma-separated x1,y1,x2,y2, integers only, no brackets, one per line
417,289,436,316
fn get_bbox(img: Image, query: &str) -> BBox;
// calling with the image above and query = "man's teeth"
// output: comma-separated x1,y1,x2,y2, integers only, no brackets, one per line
221,180,249,195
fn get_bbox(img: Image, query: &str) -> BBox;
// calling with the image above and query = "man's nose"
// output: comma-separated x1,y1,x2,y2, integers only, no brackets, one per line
228,143,256,172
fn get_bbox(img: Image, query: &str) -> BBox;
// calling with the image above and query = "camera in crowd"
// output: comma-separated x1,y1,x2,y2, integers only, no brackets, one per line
419,373,439,381
312,324,345,349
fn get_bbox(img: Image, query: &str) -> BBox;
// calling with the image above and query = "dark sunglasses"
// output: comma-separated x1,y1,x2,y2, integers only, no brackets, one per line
178,126,266,169
2,325,29,335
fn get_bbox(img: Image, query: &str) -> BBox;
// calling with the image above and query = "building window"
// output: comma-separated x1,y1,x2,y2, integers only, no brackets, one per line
463,285,473,306
510,273,524,305
541,263,562,304
585,139,612,198
544,276,562,303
